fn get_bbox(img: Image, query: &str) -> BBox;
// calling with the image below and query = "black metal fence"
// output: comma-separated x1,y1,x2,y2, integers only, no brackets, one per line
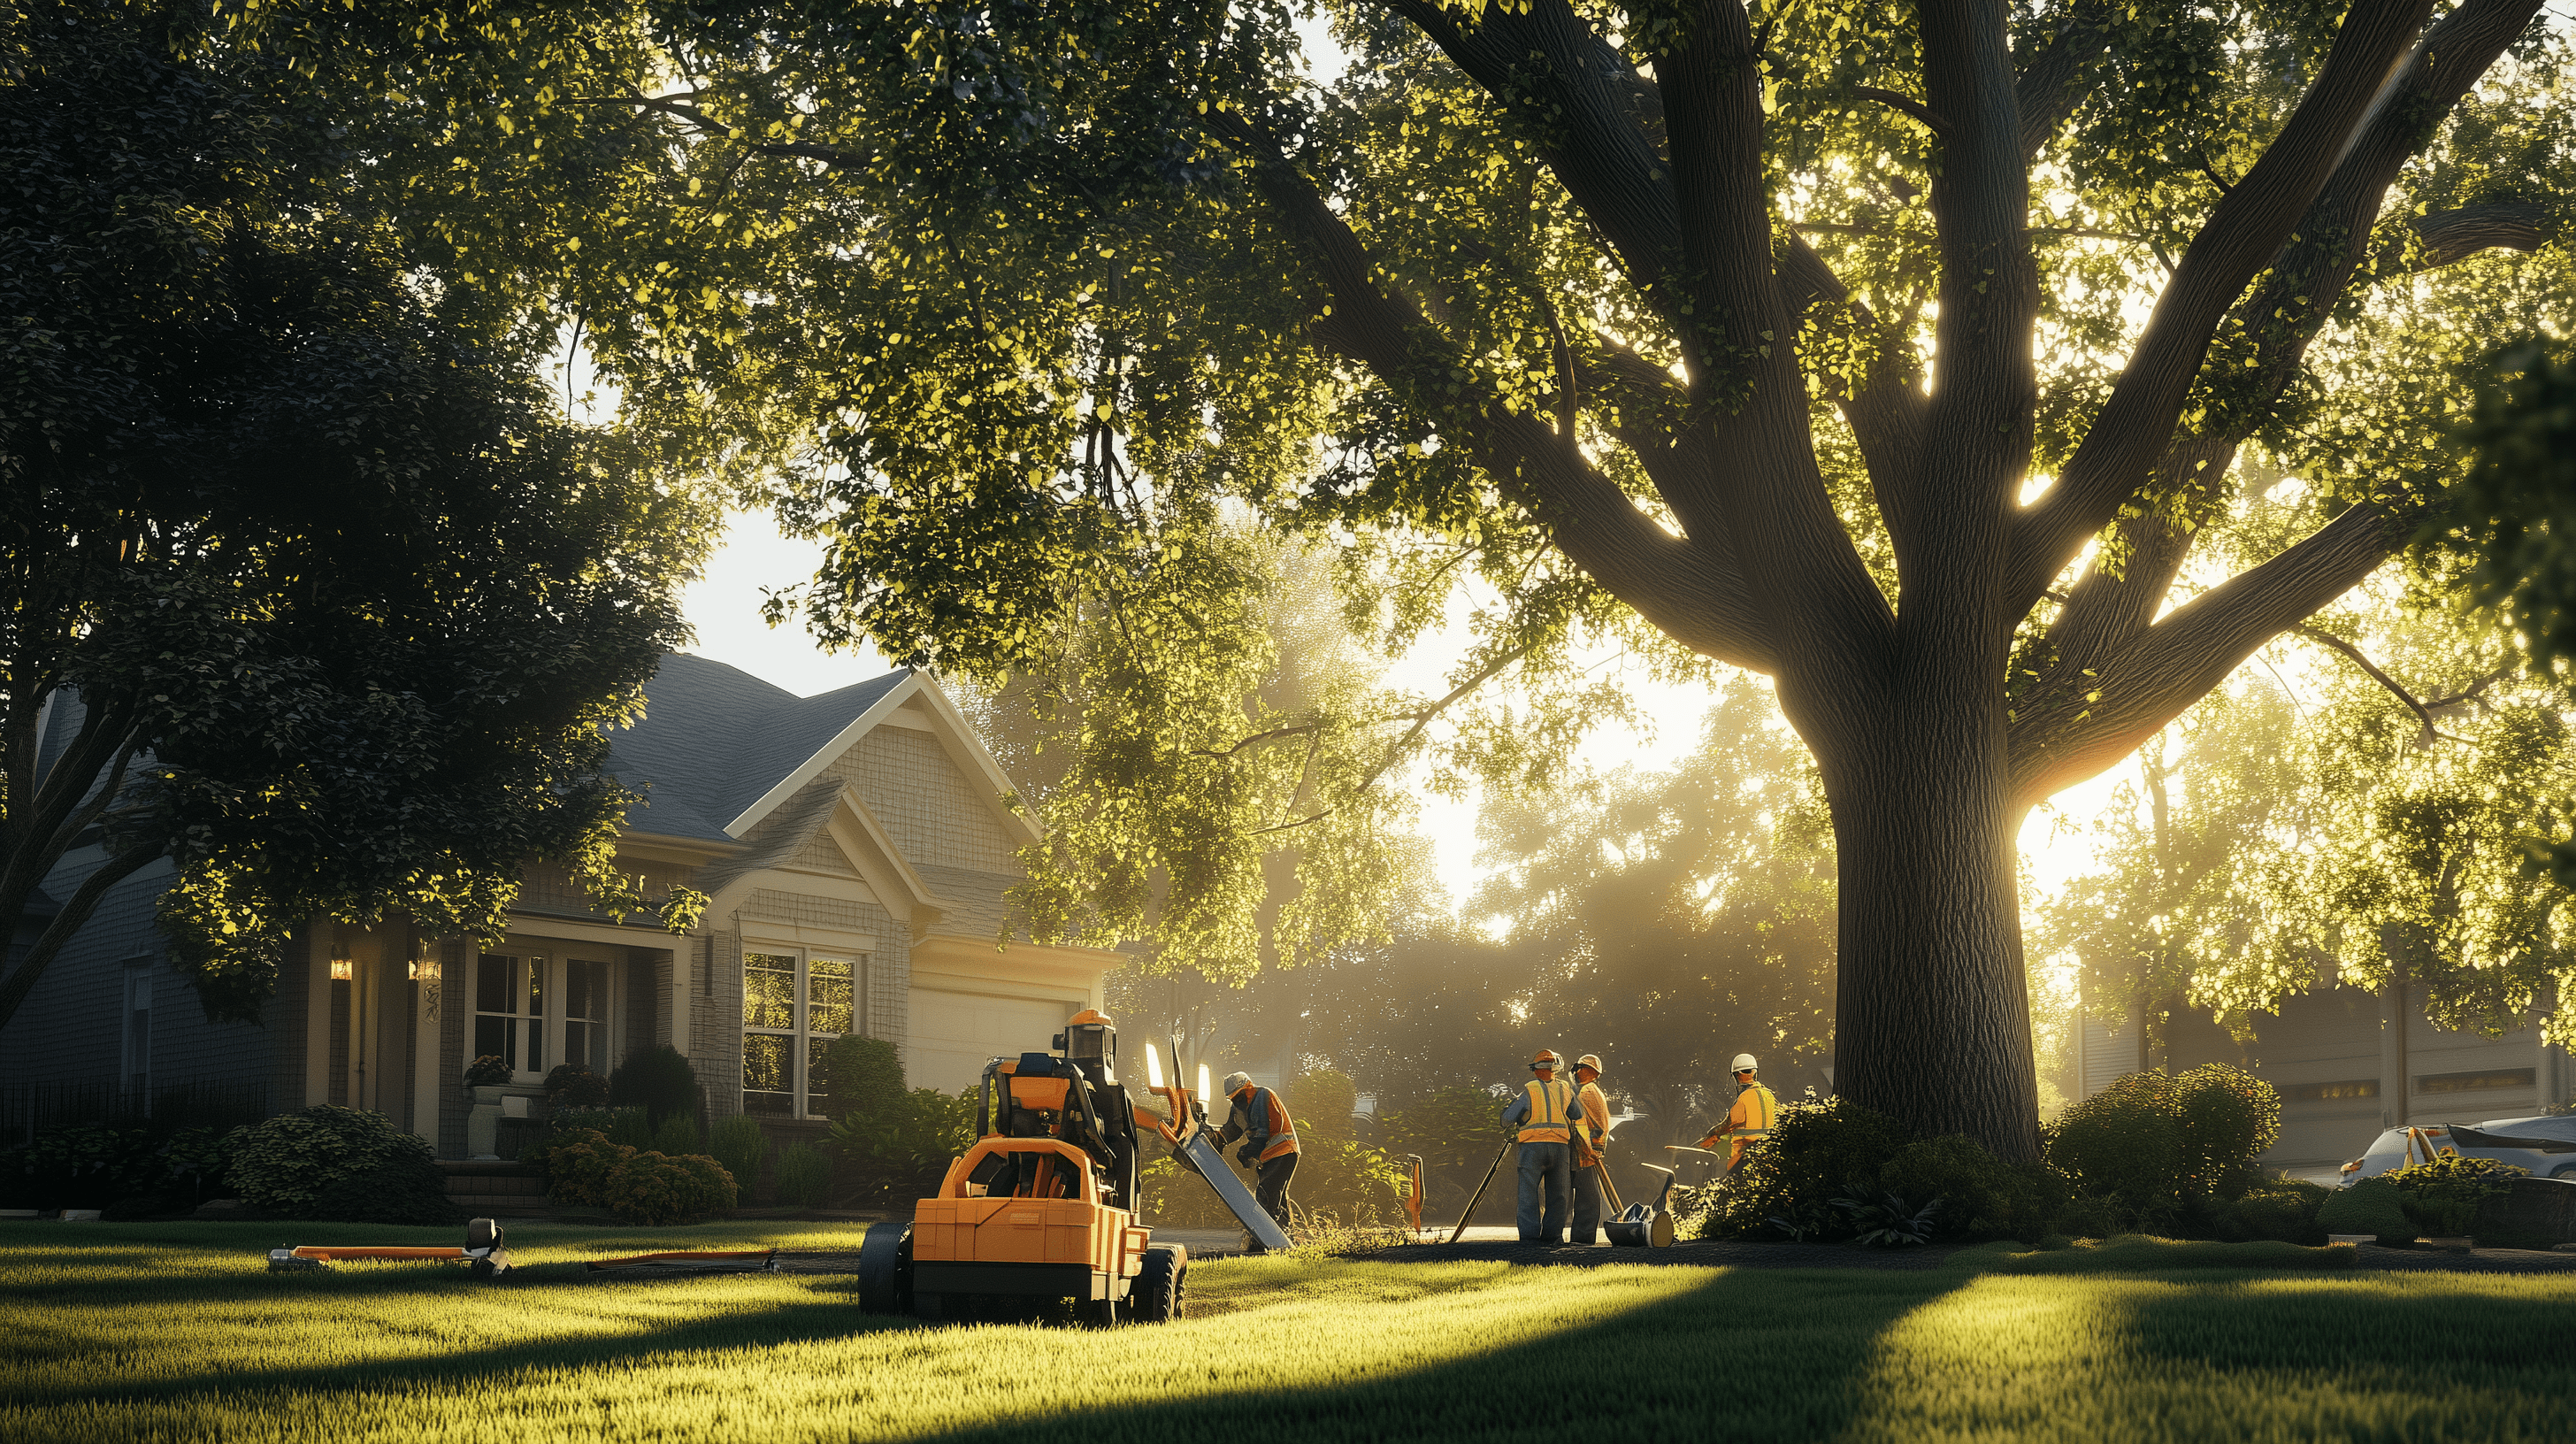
0,1078,272,1146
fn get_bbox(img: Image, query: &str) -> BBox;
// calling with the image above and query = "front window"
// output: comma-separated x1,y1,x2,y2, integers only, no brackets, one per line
742,949,862,1118
564,958,611,1073
475,954,540,1074
464,949,619,1086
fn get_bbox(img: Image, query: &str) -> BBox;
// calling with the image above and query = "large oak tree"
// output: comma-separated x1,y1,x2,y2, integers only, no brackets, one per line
259,0,2574,1156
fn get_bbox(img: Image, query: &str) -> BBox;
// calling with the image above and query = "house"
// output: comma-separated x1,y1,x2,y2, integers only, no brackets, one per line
2072,979,2572,1172
1,654,1123,1157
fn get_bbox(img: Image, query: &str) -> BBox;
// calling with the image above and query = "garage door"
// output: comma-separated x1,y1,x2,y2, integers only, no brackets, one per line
908,988,1076,1094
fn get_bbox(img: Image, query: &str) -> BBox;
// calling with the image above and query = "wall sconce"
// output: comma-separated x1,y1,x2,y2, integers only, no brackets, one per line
409,956,441,982
329,957,354,982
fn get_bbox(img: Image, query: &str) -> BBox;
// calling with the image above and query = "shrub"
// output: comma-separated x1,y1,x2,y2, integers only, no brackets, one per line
2045,1079,2185,1223
775,1142,834,1208
1706,1096,1912,1240
707,1114,769,1191
226,1106,433,1217
608,1045,702,1128
2216,1179,2329,1244
2045,1065,2281,1225
307,1148,463,1225
600,1150,736,1225
2050,1193,2123,1240
544,1065,610,1109
824,1040,978,1207
1290,1064,1360,1139
1876,1133,2066,1242
537,1129,632,1209
822,1034,905,1110
157,1126,242,1207
463,1055,510,1089
1377,1087,1514,1214
651,1114,701,1157
4,1125,171,1211
2385,1153,2526,1236
2314,1176,2416,1241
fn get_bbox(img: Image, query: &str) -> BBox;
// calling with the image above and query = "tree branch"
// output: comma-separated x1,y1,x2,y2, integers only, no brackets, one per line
2289,623,2466,747
2013,0,2120,158
2008,0,2438,606
0,841,164,1030
2008,499,2412,805
2023,0,2543,667
1208,111,1778,672
1853,87,1954,138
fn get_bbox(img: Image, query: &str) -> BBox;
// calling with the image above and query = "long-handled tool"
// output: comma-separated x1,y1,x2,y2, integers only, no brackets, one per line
268,1218,511,1275
1404,1155,1427,1240
1445,1137,1514,1244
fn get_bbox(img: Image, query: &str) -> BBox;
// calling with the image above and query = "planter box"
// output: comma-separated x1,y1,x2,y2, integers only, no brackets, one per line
2472,1177,2576,1247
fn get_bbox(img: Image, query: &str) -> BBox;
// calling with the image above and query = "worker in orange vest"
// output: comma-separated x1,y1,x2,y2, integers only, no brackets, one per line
1697,1053,1779,1171
1218,1071,1300,1240
1568,1053,1613,1244
1499,1048,1579,1243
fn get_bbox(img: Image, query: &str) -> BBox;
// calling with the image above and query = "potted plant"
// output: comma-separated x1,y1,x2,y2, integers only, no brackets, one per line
464,1055,511,1103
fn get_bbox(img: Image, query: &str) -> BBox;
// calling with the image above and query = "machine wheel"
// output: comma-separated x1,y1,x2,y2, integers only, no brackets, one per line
1126,1244,1187,1323
2554,1165,2576,1180
857,1223,913,1316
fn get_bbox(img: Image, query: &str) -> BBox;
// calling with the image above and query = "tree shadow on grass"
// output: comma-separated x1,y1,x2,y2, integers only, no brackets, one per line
0,1286,894,1409
925,1265,1973,1444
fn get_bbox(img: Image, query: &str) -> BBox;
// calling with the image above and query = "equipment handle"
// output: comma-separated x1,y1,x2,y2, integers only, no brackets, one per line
1446,1137,1514,1245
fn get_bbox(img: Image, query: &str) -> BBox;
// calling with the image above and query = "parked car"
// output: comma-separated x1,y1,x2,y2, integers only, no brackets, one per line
2337,1114,2576,1187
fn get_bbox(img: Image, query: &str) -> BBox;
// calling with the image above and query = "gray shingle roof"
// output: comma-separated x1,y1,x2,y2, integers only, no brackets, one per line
607,653,911,842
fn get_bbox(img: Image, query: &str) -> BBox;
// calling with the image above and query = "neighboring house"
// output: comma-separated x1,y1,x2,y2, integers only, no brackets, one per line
1,653,1122,1156
2073,979,2573,1172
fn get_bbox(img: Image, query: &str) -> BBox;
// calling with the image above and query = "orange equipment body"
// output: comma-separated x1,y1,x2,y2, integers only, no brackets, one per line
288,1247,466,1261
897,1038,1199,1320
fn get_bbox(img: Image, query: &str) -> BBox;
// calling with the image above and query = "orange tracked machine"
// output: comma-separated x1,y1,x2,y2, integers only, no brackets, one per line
857,1010,1220,1325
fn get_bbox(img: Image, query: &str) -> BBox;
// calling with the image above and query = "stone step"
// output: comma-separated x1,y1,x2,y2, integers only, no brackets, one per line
447,1194,556,1216
441,1175,547,1197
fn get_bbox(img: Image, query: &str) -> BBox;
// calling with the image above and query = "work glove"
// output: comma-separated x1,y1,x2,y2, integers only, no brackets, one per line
1236,1144,1260,1168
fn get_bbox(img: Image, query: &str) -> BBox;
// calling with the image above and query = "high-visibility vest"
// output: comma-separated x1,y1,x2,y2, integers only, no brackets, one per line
1574,1080,1610,1166
1518,1078,1576,1144
1726,1084,1779,1164
1234,1088,1299,1162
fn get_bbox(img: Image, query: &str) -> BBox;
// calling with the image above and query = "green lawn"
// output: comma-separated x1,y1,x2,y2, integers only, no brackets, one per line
5,1222,2574,1442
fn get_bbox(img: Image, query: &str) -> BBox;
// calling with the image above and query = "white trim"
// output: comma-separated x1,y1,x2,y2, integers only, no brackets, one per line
502,917,692,955
721,673,921,837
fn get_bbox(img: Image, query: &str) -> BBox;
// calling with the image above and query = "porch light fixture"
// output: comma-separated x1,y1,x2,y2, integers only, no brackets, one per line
410,954,441,982
329,957,354,982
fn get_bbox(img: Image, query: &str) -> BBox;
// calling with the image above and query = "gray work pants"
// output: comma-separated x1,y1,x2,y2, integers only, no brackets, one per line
1254,1152,1297,1228
1516,1141,1571,1242
1570,1164,1607,1244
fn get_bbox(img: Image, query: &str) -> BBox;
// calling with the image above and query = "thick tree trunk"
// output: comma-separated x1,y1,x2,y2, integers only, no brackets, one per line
1817,720,2042,1162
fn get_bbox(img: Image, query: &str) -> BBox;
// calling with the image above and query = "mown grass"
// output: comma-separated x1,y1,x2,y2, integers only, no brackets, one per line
5,1220,2575,1442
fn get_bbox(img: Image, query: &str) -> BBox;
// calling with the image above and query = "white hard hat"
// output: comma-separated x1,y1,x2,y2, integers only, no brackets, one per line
1730,1054,1759,1073
1221,1071,1255,1095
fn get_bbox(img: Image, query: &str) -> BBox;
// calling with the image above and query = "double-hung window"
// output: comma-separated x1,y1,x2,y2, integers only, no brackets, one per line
473,952,618,1082
742,949,862,1118
563,958,612,1073
475,954,541,1075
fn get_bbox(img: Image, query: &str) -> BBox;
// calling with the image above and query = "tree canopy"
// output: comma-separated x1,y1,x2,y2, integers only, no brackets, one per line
213,0,2576,1154
0,5,714,1028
